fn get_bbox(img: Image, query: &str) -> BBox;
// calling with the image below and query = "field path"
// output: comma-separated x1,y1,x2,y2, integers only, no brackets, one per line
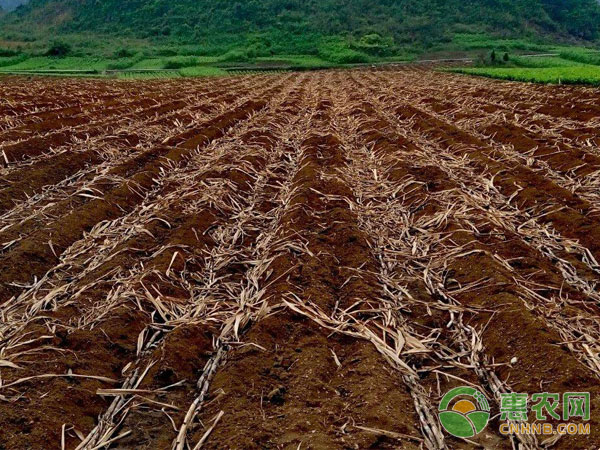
0,69,599,449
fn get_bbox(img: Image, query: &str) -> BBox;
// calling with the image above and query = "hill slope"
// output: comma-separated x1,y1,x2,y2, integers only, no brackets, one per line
0,0,28,12
1,0,599,54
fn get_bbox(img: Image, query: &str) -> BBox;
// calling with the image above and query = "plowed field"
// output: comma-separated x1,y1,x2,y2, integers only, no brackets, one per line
1,69,600,449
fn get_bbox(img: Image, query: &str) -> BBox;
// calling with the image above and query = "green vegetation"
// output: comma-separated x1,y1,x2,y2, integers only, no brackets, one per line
559,48,600,65
1,0,600,58
0,0,599,76
113,48,136,58
0,47,20,56
446,33,553,53
219,49,251,63
0,53,27,67
11,0,600,43
256,55,331,69
45,40,72,57
0,55,107,70
452,46,600,85
317,39,369,64
177,66,228,77
162,56,200,69
105,55,145,71
456,66,600,85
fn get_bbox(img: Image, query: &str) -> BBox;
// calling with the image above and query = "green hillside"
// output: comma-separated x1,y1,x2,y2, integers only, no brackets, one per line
2,0,600,53
0,0,28,12
0,0,598,76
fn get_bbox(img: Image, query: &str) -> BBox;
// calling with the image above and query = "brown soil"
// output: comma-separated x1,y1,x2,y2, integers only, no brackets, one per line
1,69,600,450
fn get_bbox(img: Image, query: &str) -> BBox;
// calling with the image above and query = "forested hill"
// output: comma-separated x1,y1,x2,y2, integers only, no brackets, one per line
0,0,28,12
2,0,600,48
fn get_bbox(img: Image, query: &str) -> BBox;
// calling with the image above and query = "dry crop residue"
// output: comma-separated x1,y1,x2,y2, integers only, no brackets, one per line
1,69,600,449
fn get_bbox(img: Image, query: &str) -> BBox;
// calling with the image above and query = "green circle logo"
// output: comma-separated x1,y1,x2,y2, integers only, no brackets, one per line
438,386,490,438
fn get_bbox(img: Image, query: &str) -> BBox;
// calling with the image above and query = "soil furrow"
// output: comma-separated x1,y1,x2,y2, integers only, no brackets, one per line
389,87,600,211
0,77,280,249
351,74,600,296
386,100,600,263
352,75,600,349
0,96,276,304
333,90,516,449
338,84,600,450
0,77,304,449
391,69,600,123
192,75,424,450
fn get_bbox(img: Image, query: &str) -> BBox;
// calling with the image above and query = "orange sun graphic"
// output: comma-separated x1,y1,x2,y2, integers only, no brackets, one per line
452,399,477,414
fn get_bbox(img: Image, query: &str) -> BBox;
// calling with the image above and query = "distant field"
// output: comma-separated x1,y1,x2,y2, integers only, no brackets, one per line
455,65,600,85
0,53,339,77
0,40,598,81
453,49,600,85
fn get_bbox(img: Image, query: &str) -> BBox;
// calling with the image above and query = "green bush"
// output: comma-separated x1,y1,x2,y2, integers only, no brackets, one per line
352,33,395,56
105,60,135,70
113,48,135,58
0,48,20,57
246,43,272,58
219,49,250,63
474,49,512,67
162,56,199,69
179,44,231,57
0,54,28,67
45,41,72,57
156,47,178,57
318,40,369,64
